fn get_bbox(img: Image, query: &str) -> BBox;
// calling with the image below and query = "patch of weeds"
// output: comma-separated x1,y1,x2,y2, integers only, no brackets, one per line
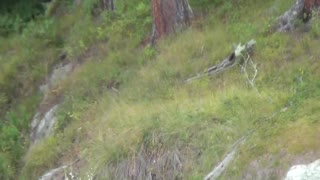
288,73,320,121
301,36,312,52
64,17,96,57
140,45,156,65
310,12,320,38
0,94,40,179
21,136,61,179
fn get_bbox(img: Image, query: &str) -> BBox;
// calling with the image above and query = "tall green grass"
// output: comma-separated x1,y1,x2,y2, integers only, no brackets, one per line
1,0,320,179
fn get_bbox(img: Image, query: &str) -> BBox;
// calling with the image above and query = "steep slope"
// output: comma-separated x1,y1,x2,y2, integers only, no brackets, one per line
0,0,320,179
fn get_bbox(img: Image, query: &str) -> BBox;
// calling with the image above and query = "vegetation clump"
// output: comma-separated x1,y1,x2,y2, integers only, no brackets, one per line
0,0,320,179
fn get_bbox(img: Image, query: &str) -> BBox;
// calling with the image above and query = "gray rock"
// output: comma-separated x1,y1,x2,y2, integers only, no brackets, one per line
30,104,59,144
285,159,320,180
40,63,73,95
39,165,67,180
32,62,74,144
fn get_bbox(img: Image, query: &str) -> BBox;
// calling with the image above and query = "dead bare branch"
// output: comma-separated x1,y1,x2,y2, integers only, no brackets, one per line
239,52,261,96
204,134,251,180
185,39,256,83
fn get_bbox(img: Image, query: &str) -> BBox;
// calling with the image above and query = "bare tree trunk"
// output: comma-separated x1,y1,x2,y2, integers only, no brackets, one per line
150,0,193,45
276,0,320,32
100,0,115,11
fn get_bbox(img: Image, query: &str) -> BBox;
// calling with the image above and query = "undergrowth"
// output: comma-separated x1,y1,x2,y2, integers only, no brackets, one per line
1,0,320,179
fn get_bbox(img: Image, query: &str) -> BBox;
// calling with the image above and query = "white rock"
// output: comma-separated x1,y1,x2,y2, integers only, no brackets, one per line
285,159,320,180
31,104,59,144
39,165,67,180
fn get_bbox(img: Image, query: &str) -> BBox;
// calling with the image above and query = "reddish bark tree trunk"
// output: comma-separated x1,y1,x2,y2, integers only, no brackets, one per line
303,0,320,22
151,0,193,45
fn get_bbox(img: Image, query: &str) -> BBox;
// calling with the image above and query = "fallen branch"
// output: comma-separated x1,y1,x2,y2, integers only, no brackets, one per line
203,101,295,180
204,134,251,180
185,39,256,83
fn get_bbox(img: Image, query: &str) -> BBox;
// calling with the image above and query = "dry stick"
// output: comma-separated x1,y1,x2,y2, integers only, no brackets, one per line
203,100,293,180
204,132,252,180
239,52,261,97
185,53,237,83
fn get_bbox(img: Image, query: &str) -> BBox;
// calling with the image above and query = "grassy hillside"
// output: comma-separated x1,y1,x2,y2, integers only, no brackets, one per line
1,0,320,179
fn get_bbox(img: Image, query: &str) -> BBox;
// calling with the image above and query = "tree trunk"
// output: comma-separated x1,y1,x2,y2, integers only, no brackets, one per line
92,0,115,16
276,0,320,32
100,0,115,11
150,0,193,45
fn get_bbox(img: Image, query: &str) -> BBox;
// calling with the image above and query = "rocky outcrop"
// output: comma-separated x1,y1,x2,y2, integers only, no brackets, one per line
285,159,320,180
39,62,73,98
30,104,59,144
31,62,74,144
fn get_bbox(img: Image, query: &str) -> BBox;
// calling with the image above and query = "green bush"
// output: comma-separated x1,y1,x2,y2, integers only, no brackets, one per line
22,136,61,179
0,14,25,35
190,0,223,7
0,122,24,179
0,93,39,179
0,0,46,35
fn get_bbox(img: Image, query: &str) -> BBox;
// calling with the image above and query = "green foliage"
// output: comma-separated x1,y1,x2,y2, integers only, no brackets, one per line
287,70,320,122
0,153,14,179
0,93,8,109
189,0,225,9
0,109,33,180
101,0,151,48
22,136,61,179
1,0,320,179
0,14,25,35
0,0,46,35
0,23,48,177
141,45,156,64
0,0,42,17
310,11,320,38
22,18,60,46
0,1,152,177
64,0,151,58
64,16,96,57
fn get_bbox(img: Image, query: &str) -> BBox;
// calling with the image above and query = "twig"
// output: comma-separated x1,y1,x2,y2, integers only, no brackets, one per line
239,52,261,97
